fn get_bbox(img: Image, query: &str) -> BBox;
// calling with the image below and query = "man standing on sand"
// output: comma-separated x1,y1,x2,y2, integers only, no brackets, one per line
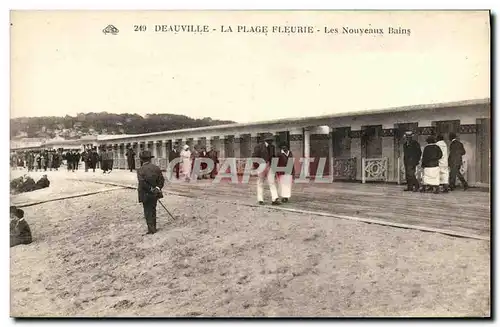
252,136,280,205
107,146,114,173
126,146,136,172
168,143,181,179
448,132,469,191
199,146,209,179
137,151,165,235
207,146,219,179
82,149,89,172
100,148,109,174
90,147,99,173
403,131,422,192
74,150,81,171
64,151,72,171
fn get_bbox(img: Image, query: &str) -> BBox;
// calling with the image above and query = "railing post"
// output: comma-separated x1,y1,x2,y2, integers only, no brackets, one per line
384,158,388,182
361,157,366,184
331,157,336,182
397,157,401,185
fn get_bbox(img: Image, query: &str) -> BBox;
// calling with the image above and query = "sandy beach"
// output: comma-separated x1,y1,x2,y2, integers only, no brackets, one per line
9,171,490,317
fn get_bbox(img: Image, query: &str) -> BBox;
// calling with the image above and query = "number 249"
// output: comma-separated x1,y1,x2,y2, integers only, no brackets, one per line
134,25,147,32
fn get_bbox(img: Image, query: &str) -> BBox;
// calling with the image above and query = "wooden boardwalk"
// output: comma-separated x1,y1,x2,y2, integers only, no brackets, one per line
69,171,491,240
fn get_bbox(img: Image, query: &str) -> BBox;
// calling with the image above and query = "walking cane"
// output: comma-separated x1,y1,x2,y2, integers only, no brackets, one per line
158,199,176,221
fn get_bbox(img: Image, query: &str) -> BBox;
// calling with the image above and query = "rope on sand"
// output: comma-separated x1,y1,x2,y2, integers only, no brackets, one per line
83,180,489,242
14,186,126,208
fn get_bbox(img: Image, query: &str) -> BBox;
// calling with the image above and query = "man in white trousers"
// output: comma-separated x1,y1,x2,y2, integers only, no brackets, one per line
276,143,294,203
252,136,280,205
436,134,450,193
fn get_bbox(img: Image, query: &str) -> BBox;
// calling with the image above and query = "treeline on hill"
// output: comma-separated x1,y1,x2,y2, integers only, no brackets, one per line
10,112,236,138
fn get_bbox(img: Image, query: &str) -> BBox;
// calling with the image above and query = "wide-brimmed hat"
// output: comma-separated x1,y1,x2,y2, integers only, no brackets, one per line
183,144,189,150
264,136,275,142
139,150,155,159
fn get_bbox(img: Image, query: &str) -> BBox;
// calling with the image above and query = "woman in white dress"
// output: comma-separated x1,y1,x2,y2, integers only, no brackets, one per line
180,144,192,181
436,134,449,193
420,136,443,194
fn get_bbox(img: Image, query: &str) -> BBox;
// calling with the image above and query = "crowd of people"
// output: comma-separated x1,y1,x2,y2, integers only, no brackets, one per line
124,143,220,180
10,150,63,172
403,131,468,194
10,146,116,174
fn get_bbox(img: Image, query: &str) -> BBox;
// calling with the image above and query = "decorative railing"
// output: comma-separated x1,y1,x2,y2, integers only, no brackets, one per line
331,158,357,180
397,157,423,185
117,158,127,169
158,158,168,171
460,157,468,178
362,157,388,183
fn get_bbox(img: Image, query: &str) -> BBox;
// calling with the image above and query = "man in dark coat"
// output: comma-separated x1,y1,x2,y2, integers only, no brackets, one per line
43,151,49,171
90,147,99,172
137,151,165,235
403,131,422,192
26,152,35,172
35,152,41,171
107,146,114,173
252,136,280,205
126,147,136,172
100,148,109,173
207,147,219,179
10,206,32,247
82,150,90,172
65,151,72,171
52,151,60,170
199,146,209,179
168,143,181,179
448,132,468,191
74,150,81,171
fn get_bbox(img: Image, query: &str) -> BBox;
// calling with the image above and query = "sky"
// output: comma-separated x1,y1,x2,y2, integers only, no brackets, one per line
10,10,490,123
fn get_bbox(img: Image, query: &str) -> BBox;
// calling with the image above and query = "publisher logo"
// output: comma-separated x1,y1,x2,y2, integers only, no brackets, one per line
103,25,119,35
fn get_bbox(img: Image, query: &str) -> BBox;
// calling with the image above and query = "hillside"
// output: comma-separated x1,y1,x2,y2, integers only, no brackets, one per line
10,112,236,139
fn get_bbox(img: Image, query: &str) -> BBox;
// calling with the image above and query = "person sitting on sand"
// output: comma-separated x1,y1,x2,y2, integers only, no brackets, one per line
34,174,50,190
10,206,32,247
10,176,25,193
19,176,36,193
